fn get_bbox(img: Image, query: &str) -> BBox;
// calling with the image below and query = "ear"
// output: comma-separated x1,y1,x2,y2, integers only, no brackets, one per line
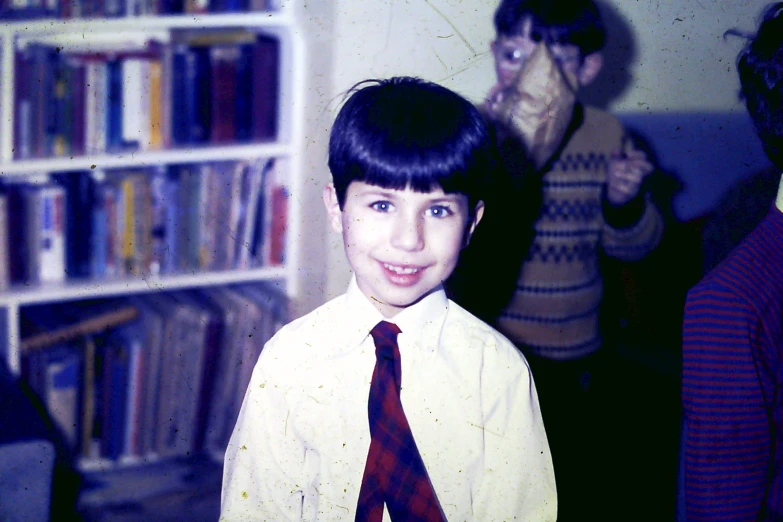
577,52,603,87
322,183,344,233
463,201,485,248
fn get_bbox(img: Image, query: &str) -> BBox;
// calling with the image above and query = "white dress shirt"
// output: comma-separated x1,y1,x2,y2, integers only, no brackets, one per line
220,277,557,521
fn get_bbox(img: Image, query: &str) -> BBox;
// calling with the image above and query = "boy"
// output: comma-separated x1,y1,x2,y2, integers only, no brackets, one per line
682,4,783,520
454,0,665,518
220,77,557,521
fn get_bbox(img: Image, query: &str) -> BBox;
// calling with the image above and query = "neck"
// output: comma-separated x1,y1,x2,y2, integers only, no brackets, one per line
777,173,783,211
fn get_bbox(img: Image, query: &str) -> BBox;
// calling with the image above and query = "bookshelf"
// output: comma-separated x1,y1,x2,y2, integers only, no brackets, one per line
0,1,305,478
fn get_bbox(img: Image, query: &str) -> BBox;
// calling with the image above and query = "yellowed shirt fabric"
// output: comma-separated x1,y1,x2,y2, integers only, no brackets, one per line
220,277,557,521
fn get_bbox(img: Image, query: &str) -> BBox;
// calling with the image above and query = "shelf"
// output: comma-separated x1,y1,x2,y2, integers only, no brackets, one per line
0,142,292,176
0,266,287,306
0,12,294,36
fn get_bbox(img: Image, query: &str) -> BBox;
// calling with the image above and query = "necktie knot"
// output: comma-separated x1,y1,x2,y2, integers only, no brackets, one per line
370,321,401,362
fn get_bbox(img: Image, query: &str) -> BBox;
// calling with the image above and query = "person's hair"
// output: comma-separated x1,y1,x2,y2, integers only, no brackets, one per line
493,0,606,56
328,77,498,214
737,2,783,170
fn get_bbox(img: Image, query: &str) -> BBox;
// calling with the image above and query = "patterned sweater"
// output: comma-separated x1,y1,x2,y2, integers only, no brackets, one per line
497,105,663,360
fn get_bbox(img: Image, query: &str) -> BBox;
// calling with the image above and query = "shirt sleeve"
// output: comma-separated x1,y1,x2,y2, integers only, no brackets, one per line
220,338,306,521
473,347,558,521
602,194,664,262
682,282,771,521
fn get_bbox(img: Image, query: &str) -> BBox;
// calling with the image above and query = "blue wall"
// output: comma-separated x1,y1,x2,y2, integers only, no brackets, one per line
619,112,772,222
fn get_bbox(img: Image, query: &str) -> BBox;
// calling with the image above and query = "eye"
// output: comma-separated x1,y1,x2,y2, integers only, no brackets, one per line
427,205,453,219
370,201,393,213
502,47,523,63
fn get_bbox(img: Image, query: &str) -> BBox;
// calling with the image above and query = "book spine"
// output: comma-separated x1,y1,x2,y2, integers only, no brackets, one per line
38,185,67,283
209,46,238,143
86,61,108,155
234,44,253,142
191,46,211,144
148,59,164,150
69,59,87,157
15,49,32,160
45,347,81,449
106,59,123,152
252,35,279,141
120,175,136,276
0,195,9,290
121,58,144,150
170,45,192,146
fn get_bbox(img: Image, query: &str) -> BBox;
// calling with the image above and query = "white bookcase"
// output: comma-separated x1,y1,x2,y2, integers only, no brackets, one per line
0,9,306,378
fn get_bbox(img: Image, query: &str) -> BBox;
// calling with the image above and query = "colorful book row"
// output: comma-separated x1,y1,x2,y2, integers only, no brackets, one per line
21,283,285,461
14,29,279,160
0,0,280,20
0,157,288,288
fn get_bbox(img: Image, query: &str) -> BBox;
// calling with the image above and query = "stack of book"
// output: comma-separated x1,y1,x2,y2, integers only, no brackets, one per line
14,29,278,159
0,157,288,287
20,283,286,462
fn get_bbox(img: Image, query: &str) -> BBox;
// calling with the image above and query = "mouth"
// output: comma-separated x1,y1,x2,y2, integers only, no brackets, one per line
382,263,421,275
379,262,426,287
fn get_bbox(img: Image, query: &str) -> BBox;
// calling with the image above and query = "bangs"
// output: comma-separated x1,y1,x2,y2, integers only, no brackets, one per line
329,78,494,207
524,12,604,55
336,119,484,197
494,0,605,55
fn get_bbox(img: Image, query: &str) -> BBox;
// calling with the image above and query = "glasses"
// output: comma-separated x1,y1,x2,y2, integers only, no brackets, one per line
495,39,581,71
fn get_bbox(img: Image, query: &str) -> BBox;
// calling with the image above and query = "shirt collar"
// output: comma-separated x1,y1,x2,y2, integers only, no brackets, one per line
343,276,449,353
776,173,783,212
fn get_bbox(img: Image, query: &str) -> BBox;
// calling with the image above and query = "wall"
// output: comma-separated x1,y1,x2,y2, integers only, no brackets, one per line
301,0,775,304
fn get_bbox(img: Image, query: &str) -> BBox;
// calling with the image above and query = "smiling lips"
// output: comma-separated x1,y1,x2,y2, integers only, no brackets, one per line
381,262,425,286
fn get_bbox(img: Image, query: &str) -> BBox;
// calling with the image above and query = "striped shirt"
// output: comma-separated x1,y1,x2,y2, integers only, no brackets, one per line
498,105,663,360
682,198,783,521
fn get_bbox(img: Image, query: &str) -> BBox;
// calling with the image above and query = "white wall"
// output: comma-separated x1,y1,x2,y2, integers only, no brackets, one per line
308,0,774,303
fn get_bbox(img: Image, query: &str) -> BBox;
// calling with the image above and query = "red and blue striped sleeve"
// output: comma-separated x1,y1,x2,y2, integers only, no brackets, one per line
682,282,771,521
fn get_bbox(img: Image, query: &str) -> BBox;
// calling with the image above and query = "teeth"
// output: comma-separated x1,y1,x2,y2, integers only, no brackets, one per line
384,263,419,275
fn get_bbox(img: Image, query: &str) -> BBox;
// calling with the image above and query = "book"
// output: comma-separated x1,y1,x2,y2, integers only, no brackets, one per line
154,294,208,457
7,182,31,283
105,59,124,152
15,49,33,159
128,296,166,457
267,159,288,266
170,45,196,146
85,60,108,155
209,46,239,143
0,195,9,290
121,58,149,150
69,57,87,157
200,287,244,454
148,58,164,150
252,34,279,141
51,170,95,279
44,344,82,448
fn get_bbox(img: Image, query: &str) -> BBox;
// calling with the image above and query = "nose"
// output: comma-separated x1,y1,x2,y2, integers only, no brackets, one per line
391,211,425,252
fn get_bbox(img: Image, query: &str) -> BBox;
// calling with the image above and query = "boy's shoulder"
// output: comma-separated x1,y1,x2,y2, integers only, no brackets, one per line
270,293,348,347
582,105,623,130
564,104,625,153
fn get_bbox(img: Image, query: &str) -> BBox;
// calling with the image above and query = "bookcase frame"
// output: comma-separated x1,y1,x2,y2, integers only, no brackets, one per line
0,9,305,376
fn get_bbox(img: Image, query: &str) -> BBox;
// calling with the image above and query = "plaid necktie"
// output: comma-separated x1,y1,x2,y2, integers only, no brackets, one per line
355,321,447,522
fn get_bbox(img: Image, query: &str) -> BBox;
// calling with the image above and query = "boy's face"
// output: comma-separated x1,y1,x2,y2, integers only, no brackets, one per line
491,17,595,88
324,181,484,318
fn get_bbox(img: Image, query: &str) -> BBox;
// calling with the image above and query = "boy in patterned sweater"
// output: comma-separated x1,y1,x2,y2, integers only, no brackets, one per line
463,0,664,518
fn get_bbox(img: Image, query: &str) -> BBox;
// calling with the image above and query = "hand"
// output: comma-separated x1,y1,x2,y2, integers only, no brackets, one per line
607,138,654,206
482,83,505,118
